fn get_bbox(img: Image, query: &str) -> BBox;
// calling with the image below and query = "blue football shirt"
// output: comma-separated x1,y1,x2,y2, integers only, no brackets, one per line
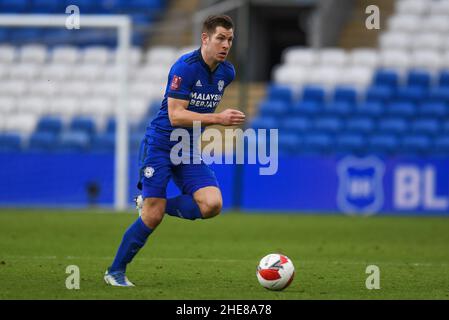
146,48,235,142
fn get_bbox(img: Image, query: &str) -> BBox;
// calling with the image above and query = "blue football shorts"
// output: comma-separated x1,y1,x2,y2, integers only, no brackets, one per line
137,133,219,199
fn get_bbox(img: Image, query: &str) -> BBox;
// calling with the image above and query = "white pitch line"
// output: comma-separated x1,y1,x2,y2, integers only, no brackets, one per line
2,256,449,267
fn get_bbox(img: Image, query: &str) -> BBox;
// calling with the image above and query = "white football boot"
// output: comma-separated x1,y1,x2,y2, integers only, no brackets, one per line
104,269,135,287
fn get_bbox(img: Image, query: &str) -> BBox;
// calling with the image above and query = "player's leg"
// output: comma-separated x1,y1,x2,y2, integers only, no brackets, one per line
164,162,222,220
105,142,171,286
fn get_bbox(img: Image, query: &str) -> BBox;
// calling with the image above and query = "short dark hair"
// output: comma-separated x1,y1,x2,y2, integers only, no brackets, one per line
202,15,234,35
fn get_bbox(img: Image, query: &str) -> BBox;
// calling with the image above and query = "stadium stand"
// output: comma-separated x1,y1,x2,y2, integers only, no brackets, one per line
252,0,449,156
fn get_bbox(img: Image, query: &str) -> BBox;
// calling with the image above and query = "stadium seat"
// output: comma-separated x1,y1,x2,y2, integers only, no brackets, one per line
278,133,302,155
302,133,333,154
401,135,431,155
336,133,366,154
333,86,358,105
0,0,28,12
388,14,422,33
0,133,22,152
345,117,375,134
378,118,408,135
28,132,58,152
396,0,429,15
411,50,443,70
349,48,380,68
406,70,431,89
283,47,316,66
355,102,384,118
314,117,343,133
324,102,353,117
428,87,449,103
318,48,348,67
411,119,440,136
379,32,411,50
267,85,294,103
369,134,399,154
373,69,400,88
0,45,17,64
258,100,290,117
70,116,96,137
292,101,322,117
301,86,326,103
419,102,447,117
36,116,64,135
380,50,411,69
438,70,449,87
365,86,394,103
433,136,449,155
393,86,426,104
57,131,90,153
281,117,311,133
250,117,279,130
386,102,416,118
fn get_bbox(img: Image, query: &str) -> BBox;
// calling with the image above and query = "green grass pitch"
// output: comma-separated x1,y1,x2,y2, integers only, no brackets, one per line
0,209,448,300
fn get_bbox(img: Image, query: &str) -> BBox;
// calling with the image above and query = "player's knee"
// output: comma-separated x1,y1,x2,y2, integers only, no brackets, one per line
198,198,222,219
141,198,166,229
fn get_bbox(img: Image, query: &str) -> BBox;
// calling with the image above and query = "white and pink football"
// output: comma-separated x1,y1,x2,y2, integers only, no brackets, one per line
256,253,295,291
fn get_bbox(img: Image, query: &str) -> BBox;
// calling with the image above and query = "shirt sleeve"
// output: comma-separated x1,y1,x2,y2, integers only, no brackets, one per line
166,61,195,101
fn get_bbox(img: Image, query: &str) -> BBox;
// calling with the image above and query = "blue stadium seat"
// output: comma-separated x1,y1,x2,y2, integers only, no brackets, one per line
32,0,64,13
333,86,358,105
258,100,290,117
36,116,63,135
281,117,311,133
28,132,58,152
407,70,431,89
345,117,375,134
0,0,28,12
419,102,447,117
0,133,22,152
314,117,343,133
401,135,431,155
301,86,326,104
394,86,426,104
278,133,301,155
386,102,416,118
411,119,440,136
355,102,384,118
302,133,333,154
57,131,90,152
91,133,115,152
373,69,400,88
267,85,294,104
250,117,279,130
292,101,322,117
433,136,449,155
365,86,394,103
378,118,408,135
441,120,449,134
324,101,352,117
336,133,366,154
70,116,96,137
369,134,399,154
129,132,144,153
105,118,116,133
64,0,98,13
427,87,449,103
438,70,449,87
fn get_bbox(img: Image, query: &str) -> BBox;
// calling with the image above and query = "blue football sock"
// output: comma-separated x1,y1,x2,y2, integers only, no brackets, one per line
165,194,203,220
109,217,153,273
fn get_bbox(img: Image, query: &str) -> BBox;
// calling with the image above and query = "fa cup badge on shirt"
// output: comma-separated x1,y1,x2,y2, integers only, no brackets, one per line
170,75,182,90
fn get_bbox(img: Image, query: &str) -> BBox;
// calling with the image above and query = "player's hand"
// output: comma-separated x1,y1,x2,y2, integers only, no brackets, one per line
218,109,246,126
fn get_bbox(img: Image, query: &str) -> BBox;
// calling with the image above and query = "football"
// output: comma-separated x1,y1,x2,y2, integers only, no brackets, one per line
256,253,295,291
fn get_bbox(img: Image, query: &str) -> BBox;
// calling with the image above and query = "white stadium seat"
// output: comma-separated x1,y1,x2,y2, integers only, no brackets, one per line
340,66,374,87
396,0,429,15
422,15,449,33
16,97,47,115
70,64,105,81
8,63,41,80
380,50,411,69
82,46,113,65
50,46,80,64
39,63,71,82
19,44,47,64
49,97,81,116
388,14,422,33
145,46,178,65
130,82,156,100
379,32,411,50
28,80,58,97
0,96,17,114
412,33,444,51
411,50,443,70
283,47,317,66
134,65,170,82
82,98,113,117
318,48,348,67
58,81,91,97
429,0,449,15
4,113,38,135
129,98,150,119
349,49,380,68
0,80,28,96
306,66,341,87
272,65,309,86
91,81,119,98
0,45,17,64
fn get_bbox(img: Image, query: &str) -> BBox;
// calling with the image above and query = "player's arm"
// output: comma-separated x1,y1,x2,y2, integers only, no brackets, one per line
168,97,245,127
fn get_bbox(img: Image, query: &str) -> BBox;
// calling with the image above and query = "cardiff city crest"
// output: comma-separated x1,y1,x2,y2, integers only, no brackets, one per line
218,80,224,92
336,156,385,215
